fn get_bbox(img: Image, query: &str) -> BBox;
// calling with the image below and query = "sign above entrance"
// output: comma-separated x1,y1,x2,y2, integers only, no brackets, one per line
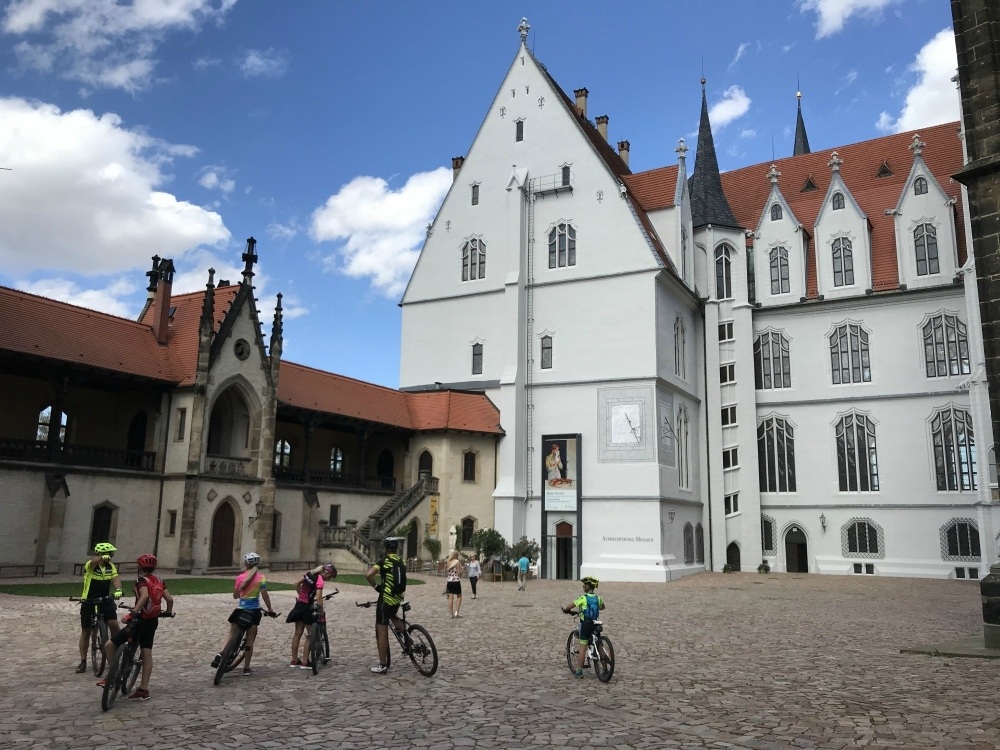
542,434,580,512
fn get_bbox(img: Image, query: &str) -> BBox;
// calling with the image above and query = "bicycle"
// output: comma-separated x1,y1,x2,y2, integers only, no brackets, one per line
307,589,338,675
101,605,175,711
213,608,279,685
356,599,438,677
564,611,615,683
69,595,115,676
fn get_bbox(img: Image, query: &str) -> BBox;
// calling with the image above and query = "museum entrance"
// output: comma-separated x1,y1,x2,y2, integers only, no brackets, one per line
785,526,808,573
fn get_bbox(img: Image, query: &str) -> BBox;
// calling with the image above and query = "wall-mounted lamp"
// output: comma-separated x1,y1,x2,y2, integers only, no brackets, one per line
819,513,827,532
668,510,676,523
249,500,266,526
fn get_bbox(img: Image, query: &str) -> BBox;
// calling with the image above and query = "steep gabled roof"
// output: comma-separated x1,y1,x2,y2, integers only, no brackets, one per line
793,94,811,156
0,286,177,382
278,361,503,434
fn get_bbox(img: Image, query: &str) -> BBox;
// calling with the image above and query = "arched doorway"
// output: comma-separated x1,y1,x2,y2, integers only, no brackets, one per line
785,526,808,573
206,387,251,457
210,502,236,568
726,542,741,572
89,504,116,551
555,521,574,580
406,517,419,559
376,449,394,490
418,450,433,477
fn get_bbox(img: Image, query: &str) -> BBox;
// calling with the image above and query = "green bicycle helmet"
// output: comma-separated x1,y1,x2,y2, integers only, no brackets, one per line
94,542,117,555
581,576,599,589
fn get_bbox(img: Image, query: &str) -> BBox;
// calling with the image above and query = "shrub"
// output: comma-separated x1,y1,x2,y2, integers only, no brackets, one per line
470,528,507,565
423,536,441,561
757,561,771,574
507,536,540,567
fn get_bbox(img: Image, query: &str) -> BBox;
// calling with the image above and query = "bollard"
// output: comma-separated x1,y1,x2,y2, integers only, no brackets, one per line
983,562,1000,649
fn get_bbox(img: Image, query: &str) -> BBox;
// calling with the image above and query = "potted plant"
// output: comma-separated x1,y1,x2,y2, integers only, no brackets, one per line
757,560,771,574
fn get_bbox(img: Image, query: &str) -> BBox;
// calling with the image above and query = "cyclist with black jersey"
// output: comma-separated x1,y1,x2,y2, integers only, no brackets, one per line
76,543,122,673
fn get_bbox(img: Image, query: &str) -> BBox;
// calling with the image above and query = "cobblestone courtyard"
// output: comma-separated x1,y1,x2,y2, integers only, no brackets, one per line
1,572,999,749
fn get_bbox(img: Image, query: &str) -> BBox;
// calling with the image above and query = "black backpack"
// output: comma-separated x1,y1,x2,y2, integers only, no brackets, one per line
382,555,406,597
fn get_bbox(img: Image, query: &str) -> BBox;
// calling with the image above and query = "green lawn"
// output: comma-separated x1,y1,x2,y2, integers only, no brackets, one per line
0,574,385,597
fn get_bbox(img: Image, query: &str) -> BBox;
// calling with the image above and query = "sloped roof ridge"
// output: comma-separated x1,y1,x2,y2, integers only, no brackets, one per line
282,359,404,395
1,285,156,331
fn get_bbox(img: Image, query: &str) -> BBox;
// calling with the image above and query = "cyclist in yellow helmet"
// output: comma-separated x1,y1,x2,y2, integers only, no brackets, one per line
76,542,122,673
562,576,605,678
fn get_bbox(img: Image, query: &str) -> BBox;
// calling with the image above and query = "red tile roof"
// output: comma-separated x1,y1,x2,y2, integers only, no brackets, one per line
624,165,680,211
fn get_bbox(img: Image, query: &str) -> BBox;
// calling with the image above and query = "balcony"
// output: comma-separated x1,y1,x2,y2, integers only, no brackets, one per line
0,437,156,472
272,466,397,493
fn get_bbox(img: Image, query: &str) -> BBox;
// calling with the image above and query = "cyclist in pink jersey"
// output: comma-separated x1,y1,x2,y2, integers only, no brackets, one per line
210,552,275,676
285,563,335,669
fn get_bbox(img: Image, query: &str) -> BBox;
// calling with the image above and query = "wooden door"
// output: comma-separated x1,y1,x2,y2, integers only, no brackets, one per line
210,503,235,568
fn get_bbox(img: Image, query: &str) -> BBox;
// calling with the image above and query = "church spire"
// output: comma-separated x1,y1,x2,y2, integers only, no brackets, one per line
793,90,811,156
690,79,739,230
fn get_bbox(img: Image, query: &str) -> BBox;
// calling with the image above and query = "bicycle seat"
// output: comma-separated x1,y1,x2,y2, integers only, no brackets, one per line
592,620,603,626
402,602,411,612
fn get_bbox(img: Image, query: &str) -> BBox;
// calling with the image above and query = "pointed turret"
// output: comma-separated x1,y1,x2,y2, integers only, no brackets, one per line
793,90,811,156
690,80,740,230
270,292,284,358
200,267,216,334
241,237,258,286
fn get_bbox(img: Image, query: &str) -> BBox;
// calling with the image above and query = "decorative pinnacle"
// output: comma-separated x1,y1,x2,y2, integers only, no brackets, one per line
909,134,925,157
828,151,842,173
675,137,689,162
767,164,781,184
518,17,530,41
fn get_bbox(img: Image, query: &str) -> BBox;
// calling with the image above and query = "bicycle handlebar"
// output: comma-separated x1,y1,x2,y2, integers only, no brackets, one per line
69,595,113,603
322,588,340,600
356,600,376,608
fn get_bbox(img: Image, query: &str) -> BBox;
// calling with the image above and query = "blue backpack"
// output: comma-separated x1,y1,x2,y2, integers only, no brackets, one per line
582,593,600,621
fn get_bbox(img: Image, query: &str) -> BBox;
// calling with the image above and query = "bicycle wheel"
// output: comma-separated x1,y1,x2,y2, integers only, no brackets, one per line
310,624,322,674
593,635,615,683
101,644,128,711
213,632,242,686
91,618,108,677
565,631,579,673
125,646,142,691
322,623,330,664
406,624,438,677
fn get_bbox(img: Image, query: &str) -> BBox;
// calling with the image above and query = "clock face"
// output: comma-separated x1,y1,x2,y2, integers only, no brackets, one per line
609,402,643,445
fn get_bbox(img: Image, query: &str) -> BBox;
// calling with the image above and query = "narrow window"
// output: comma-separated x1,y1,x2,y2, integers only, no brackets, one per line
914,176,928,195
461,238,486,281
273,439,291,469
721,405,736,426
676,406,690,489
328,505,341,526
724,493,739,515
715,245,733,299
695,524,705,563
835,412,879,492
471,184,479,206
769,246,790,294
831,237,854,287
330,447,344,475
175,408,187,441
540,335,553,369
463,451,477,482
548,223,576,268
914,223,939,276
561,166,571,186
718,321,734,342
515,120,524,142
472,343,483,375
674,316,686,379
761,517,775,554
461,517,476,547
271,510,282,550
830,323,871,384
770,203,782,221
166,510,177,536
832,192,845,210
683,523,694,563
923,314,971,377
931,407,977,491
757,416,797,492
754,331,792,390
720,363,736,384
722,447,738,469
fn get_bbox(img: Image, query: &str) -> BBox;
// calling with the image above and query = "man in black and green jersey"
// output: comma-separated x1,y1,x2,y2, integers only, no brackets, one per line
365,537,406,674
76,542,123,673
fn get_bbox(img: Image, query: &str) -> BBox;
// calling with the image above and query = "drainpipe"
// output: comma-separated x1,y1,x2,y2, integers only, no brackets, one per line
153,389,173,557
700,297,714,570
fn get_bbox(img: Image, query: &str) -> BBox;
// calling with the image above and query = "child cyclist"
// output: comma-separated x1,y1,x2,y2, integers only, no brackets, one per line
211,552,276,676
100,554,174,700
562,576,605,678
286,562,336,669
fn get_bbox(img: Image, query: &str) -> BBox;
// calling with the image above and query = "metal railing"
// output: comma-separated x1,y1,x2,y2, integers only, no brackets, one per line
0,437,156,472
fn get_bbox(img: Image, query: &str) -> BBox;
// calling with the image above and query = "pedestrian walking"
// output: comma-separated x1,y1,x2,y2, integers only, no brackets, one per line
467,553,481,599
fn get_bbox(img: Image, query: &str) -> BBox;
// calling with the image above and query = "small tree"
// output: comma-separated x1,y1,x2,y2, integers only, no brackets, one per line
507,536,540,567
470,528,507,565
423,535,441,561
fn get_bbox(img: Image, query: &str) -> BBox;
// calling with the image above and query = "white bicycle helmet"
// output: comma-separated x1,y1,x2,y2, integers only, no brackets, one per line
243,552,261,566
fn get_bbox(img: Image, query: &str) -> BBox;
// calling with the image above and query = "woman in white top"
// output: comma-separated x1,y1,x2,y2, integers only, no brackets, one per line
467,553,481,599
445,551,463,618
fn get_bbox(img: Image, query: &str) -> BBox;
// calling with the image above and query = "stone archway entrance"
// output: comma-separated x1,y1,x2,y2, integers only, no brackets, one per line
555,521,574,580
726,542,741,571
210,502,236,568
785,526,808,573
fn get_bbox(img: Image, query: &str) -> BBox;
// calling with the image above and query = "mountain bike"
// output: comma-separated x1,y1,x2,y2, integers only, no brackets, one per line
564,611,615,683
213,608,279,685
69,595,114,676
101,606,174,711
307,589,338,675
356,599,438,677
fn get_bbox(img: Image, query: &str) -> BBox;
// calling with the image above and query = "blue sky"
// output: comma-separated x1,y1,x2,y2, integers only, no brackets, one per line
0,0,958,388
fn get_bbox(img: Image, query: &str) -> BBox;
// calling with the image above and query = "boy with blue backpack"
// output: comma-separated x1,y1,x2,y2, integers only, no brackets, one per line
561,576,605,678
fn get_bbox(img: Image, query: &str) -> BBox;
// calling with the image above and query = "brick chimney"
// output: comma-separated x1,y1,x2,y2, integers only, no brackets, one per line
574,88,589,118
618,140,630,167
452,156,465,181
151,258,175,345
596,115,609,141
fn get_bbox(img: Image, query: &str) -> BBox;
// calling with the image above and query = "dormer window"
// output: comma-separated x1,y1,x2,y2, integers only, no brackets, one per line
832,192,845,211
914,176,928,195
770,204,782,221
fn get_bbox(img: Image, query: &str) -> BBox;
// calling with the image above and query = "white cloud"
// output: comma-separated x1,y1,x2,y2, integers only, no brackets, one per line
709,86,752,129
198,165,236,195
0,97,231,276
16,275,140,317
728,42,751,70
835,69,859,95
740,128,757,139
796,0,900,38
876,29,958,133
267,221,299,241
310,168,452,298
239,48,288,78
2,0,239,93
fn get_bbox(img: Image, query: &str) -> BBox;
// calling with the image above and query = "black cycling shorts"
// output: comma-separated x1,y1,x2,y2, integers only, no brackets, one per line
285,600,316,626
375,600,399,626
111,618,158,650
229,608,263,628
80,598,117,629
577,619,597,644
